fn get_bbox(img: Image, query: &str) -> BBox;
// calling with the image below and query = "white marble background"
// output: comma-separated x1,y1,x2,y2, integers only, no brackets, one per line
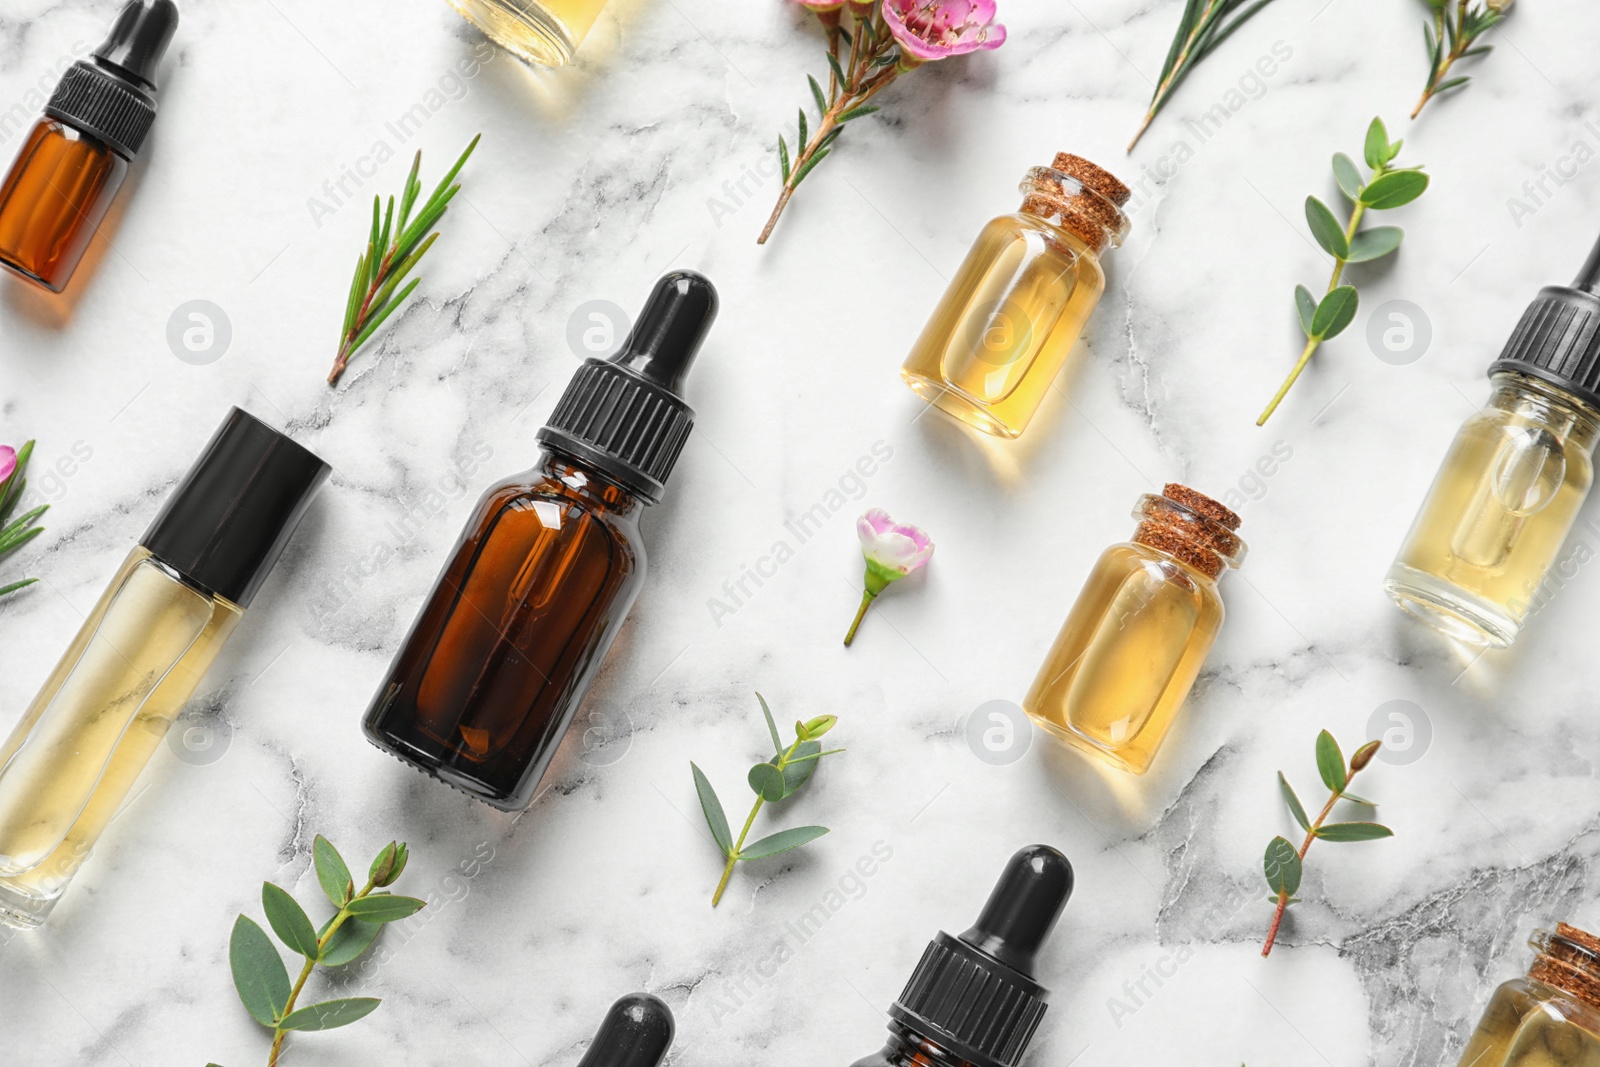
1,0,1598,1064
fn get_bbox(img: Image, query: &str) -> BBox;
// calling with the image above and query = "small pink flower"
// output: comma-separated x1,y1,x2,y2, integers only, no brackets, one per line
845,509,934,646
883,0,1007,62
0,446,14,487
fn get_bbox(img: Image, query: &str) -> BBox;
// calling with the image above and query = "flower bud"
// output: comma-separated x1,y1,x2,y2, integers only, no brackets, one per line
1350,740,1382,773
1486,0,1513,12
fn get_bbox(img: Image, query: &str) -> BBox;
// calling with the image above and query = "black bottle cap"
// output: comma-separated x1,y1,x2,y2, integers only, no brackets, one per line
575,993,675,1067
44,0,178,159
1488,232,1600,411
141,408,330,609
537,271,719,504
889,845,1074,1067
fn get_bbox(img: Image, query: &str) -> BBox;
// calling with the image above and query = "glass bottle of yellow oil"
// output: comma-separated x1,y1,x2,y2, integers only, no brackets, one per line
1023,485,1244,775
1386,236,1600,648
0,409,328,928
1456,923,1600,1066
446,0,608,66
900,152,1130,439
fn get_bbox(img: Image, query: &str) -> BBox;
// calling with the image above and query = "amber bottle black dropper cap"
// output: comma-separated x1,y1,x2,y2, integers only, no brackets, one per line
1489,230,1600,411
44,0,179,160
889,845,1074,1067
575,993,675,1067
538,271,719,504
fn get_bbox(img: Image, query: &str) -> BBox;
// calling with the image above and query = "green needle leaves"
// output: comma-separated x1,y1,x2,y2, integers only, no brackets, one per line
0,441,46,599
694,694,843,906
1261,731,1394,957
224,837,427,1067
1413,0,1509,119
328,135,480,386
1258,118,1429,426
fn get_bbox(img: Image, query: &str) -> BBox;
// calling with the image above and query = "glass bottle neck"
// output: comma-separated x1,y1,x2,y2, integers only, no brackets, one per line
872,1023,984,1067
536,451,645,515
1529,926,1600,1010
1490,371,1600,454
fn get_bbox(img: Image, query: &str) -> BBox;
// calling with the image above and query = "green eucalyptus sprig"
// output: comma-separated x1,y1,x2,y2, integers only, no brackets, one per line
219,837,425,1067
1258,119,1430,426
1261,731,1392,958
1412,0,1512,120
691,694,843,907
328,134,480,386
0,441,47,599
1128,0,1284,152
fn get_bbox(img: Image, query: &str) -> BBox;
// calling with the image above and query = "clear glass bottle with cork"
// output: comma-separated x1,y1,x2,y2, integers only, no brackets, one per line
1023,485,1245,776
1386,234,1600,648
900,152,1131,439
1456,923,1600,1065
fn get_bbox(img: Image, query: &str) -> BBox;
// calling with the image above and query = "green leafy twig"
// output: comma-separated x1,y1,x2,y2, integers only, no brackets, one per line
1412,0,1510,120
1128,0,1283,152
223,837,425,1067
1262,731,1392,957
1258,118,1430,425
691,694,843,906
328,134,480,386
0,441,47,599
758,8,901,244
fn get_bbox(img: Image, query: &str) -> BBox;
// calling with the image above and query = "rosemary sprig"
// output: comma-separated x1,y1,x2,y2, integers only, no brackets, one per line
691,694,843,906
219,837,425,1067
327,134,480,386
758,8,901,245
0,441,48,599
1258,118,1429,425
1128,0,1282,152
1262,731,1392,958
1412,0,1510,120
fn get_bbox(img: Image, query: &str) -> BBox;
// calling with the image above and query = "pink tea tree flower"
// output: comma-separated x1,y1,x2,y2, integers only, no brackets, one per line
0,440,48,599
761,0,1006,245
0,446,14,487
844,509,934,646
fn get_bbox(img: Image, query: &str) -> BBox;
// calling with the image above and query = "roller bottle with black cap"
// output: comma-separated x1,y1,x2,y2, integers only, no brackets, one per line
0,0,179,291
575,993,674,1067
0,409,330,929
851,845,1074,1067
363,271,720,811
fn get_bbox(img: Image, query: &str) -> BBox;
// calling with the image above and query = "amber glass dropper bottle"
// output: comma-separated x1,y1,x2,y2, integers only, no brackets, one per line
0,0,179,292
575,993,675,1067
850,845,1074,1067
364,271,719,811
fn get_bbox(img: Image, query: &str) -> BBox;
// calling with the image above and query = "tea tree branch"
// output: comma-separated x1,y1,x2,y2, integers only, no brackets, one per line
1129,0,1284,152
1412,0,1510,120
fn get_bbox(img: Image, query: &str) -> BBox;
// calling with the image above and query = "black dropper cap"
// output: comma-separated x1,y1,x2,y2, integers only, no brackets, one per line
141,408,330,609
538,271,719,504
575,993,675,1067
44,0,179,160
1488,231,1600,410
889,845,1074,1067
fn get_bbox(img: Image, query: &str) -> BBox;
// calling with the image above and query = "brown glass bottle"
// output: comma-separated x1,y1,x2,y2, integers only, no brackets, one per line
364,272,719,810
0,1,178,292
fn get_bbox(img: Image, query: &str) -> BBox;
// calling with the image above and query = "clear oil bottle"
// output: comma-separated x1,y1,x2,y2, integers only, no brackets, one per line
900,153,1130,439
1457,924,1600,1066
1387,234,1600,648
0,409,328,928
1024,485,1244,776
446,0,609,66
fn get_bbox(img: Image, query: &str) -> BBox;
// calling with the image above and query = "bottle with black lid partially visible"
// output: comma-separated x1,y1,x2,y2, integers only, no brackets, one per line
575,993,675,1067
364,270,719,811
0,0,179,292
850,845,1074,1067
1386,231,1600,648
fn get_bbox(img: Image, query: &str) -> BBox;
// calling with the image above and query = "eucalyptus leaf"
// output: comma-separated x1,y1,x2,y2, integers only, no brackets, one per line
781,739,822,796
691,762,733,856
1360,170,1430,210
262,883,320,960
1332,153,1363,201
317,916,382,967
1346,226,1405,263
1312,286,1359,340
229,916,291,1027
1315,730,1348,792
757,692,783,755
1263,837,1302,897
1278,772,1310,832
1314,822,1395,842
1363,117,1389,170
278,998,382,1032
314,835,354,908
1294,285,1317,337
343,894,427,924
739,825,830,860
748,762,787,803
1305,196,1349,260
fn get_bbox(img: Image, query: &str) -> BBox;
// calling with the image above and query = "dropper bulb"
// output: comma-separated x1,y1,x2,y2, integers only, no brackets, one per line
94,0,180,90
615,270,719,394
575,993,675,1067
958,844,1074,979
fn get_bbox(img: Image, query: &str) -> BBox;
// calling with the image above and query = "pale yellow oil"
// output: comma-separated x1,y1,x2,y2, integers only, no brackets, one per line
1459,980,1600,1067
1023,544,1222,775
0,549,241,927
1386,377,1598,647
901,215,1105,439
446,0,607,66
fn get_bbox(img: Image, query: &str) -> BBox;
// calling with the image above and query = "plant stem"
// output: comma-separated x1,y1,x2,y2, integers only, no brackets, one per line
1260,788,1340,957
758,12,900,245
711,737,804,906
843,590,875,646
1412,0,1495,119
1256,200,1367,425
266,875,376,1067
329,250,396,385
1128,0,1223,152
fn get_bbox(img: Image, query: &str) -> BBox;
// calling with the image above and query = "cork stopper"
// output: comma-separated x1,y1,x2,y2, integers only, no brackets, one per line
1018,153,1131,253
1131,484,1245,579
1531,924,1600,1010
